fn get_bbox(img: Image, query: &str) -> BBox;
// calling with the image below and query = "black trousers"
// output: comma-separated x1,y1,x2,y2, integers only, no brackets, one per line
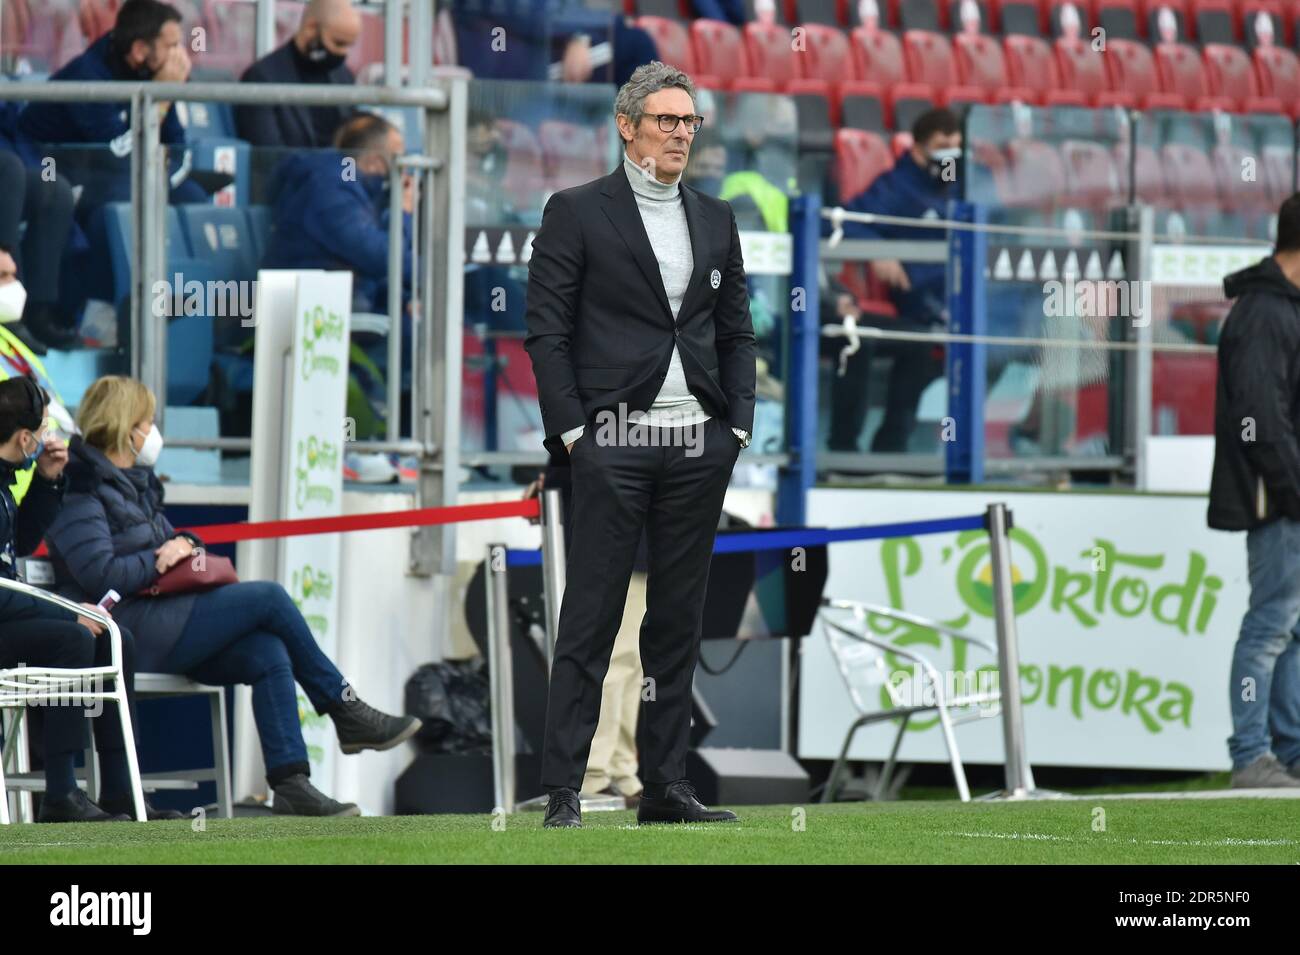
541,415,740,791
827,330,945,453
0,614,138,760
0,151,76,305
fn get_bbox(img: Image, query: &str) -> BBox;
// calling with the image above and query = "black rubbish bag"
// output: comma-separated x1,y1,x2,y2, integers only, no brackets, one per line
404,659,493,753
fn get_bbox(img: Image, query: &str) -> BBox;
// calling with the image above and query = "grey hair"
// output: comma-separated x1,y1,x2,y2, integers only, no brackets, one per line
614,61,697,141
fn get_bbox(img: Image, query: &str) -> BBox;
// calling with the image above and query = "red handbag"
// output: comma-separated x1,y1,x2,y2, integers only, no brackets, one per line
139,555,239,596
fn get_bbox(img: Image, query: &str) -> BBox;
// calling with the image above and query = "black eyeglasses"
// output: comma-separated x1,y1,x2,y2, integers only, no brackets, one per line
647,113,704,134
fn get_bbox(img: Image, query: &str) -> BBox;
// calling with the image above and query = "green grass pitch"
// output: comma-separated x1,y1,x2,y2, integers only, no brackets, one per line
2,798,1297,864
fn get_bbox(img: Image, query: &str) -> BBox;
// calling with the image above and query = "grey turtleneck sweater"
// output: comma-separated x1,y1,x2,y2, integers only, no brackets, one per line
561,153,712,447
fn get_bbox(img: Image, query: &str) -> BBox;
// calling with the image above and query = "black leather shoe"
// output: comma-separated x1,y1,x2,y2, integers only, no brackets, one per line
271,773,360,817
37,789,131,823
637,779,738,825
330,697,423,754
543,787,582,828
20,301,79,350
99,795,186,821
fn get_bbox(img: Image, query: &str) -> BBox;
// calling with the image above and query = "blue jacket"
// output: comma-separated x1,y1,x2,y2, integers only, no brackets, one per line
234,39,355,149
262,150,413,315
0,459,75,624
16,34,203,205
833,150,954,324
44,437,200,670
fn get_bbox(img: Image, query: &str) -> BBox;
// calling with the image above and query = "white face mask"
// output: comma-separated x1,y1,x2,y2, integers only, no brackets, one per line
133,423,163,467
0,281,27,323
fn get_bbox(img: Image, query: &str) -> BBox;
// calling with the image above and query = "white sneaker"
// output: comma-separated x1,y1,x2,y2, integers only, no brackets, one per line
343,451,398,484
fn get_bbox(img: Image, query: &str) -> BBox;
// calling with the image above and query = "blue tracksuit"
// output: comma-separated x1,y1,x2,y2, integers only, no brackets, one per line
831,150,954,325
16,34,204,207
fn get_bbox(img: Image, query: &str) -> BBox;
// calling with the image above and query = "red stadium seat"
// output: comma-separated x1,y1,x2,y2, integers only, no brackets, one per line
743,22,800,85
1095,0,1141,40
1254,44,1300,101
1003,34,1062,93
888,84,937,132
849,26,907,87
833,128,894,200
1241,0,1286,48
839,80,887,131
1161,143,1219,207
796,22,856,84
1004,139,1067,208
1153,42,1209,103
887,0,943,30
731,76,780,92
953,32,1007,90
1212,142,1272,211
1192,0,1238,44
690,19,751,83
635,16,696,73
1203,43,1280,112
1141,0,1187,42
538,122,607,191
497,120,545,212
1059,139,1121,208
1102,38,1185,108
1053,36,1110,102
790,0,846,26
901,29,954,87
1117,143,1166,204
993,0,1043,35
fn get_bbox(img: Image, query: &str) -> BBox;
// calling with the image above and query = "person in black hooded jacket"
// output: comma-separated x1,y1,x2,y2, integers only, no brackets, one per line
1207,193,1300,790
0,375,179,821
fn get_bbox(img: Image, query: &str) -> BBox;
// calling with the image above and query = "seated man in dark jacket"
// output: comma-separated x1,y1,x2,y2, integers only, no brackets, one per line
0,375,176,822
1208,193,1300,790
233,0,360,150
16,0,205,218
262,113,413,318
824,107,961,453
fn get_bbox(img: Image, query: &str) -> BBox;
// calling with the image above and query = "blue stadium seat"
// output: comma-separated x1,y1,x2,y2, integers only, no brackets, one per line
187,138,252,207
95,203,191,304
177,206,259,281
245,205,271,263
178,100,237,140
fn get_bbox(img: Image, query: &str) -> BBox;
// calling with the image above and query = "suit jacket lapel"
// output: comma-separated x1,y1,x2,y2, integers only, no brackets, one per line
677,184,711,325
600,167,674,327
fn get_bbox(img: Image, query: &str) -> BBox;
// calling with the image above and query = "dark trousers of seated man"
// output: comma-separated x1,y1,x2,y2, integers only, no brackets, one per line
0,609,139,804
826,323,945,454
541,416,739,791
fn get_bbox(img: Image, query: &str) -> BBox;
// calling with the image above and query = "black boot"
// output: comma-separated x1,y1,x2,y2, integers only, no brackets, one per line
20,301,79,350
37,789,131,823
637,779,738,825
99,795,186,821
330,697,422,754
543,787,582,828
270,773,360,817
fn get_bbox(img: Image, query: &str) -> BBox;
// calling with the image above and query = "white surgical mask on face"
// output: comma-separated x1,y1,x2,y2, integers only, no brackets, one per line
133,423,163,466
0,280,27,323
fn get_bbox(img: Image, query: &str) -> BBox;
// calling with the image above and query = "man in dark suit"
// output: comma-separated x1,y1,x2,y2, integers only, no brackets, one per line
525,61,756,828
234,0,360,150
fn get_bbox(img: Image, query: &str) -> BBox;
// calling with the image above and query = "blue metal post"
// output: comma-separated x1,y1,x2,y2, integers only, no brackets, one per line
944,200,987,485
777,192,821,526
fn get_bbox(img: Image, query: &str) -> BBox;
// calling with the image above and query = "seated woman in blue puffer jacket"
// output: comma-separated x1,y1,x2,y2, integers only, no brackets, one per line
45,376,421,817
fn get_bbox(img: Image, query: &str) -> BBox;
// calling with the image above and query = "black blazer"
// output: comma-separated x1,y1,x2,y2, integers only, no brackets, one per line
524,164,757,462
233,41,355,149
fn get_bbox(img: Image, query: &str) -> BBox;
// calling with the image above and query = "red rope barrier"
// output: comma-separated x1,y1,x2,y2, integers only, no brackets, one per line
30,498,541,556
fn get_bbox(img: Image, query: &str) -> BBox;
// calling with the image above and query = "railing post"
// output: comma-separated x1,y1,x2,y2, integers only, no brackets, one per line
945,200,987,485
779,191,821,526
485,544,517,814
984,502,1046,800
539,487,566,671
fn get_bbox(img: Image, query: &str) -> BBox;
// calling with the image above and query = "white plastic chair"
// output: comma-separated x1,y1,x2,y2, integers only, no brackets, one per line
0,577,146,824
818,598,1003,803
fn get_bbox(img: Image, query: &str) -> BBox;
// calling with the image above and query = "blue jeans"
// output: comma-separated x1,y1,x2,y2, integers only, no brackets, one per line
1229,518,1300,769
160,581,348,781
